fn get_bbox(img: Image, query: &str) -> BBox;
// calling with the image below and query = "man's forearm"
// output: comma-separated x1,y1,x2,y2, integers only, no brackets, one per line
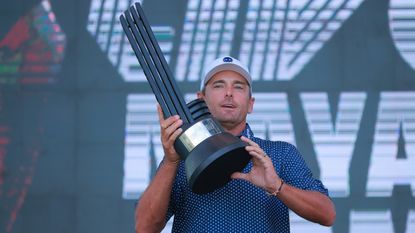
277,183,336,226
135,160,179,233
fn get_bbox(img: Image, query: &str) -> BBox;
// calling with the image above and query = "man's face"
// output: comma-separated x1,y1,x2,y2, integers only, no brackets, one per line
198,70,255,131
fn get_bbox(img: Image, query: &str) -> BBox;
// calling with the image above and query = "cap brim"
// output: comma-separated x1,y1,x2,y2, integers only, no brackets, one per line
203,63,252,88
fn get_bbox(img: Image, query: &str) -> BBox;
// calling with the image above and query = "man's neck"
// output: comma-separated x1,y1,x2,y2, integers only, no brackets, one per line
220,121,246,136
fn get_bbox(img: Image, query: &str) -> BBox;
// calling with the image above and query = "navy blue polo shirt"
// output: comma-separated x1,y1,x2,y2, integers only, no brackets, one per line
165,124,329,232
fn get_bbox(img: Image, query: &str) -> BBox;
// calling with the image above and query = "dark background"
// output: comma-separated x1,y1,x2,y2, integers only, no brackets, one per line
0,0,414,232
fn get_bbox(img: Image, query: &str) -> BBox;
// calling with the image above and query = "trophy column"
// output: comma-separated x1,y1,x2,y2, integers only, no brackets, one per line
120,3,251,194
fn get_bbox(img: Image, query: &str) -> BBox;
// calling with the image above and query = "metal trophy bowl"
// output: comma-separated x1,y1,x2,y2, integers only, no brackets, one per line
119,3,251,194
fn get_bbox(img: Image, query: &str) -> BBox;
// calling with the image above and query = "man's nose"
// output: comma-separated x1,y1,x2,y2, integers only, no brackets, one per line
225,86,233,97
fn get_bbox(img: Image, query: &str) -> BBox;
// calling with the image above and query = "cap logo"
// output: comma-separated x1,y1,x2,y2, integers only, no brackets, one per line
223,56,233,63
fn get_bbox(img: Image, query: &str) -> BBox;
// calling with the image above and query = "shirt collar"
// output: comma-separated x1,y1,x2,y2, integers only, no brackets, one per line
239,123,254,139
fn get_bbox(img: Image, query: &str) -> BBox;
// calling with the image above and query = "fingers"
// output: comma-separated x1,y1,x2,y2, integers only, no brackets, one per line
231,172,249,181
156,105,183,160
156,104,164,121
241,136,268,158
240,136,259,147
169,124,183,142
157,104,182,137
247,149,266,159
161,117,182,143
164,117,183,136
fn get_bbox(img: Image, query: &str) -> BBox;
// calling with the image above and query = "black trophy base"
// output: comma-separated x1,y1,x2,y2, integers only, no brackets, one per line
185,132,250,194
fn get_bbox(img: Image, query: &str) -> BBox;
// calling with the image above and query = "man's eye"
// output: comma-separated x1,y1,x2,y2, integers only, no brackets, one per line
213,84,223,88
235,85,244,90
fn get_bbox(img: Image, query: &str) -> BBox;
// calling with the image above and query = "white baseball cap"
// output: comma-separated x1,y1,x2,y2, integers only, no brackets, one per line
200,56,252,92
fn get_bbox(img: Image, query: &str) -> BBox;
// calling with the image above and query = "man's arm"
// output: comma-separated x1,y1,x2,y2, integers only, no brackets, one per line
274,182,335,226
135,105,183,233
135,160,179,232
231,136,336,226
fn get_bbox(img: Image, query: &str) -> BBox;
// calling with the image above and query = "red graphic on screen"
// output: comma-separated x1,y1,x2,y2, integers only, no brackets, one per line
0,0,66,85
0,1,66,232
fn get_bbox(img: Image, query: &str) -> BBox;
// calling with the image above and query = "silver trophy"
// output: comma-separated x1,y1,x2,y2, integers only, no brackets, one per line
120,3,250,194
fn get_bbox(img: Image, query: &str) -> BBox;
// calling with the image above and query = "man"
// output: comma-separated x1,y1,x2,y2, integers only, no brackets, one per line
135,56,336,232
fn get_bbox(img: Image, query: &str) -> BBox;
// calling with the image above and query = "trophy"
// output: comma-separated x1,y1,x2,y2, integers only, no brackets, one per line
119,3,250,194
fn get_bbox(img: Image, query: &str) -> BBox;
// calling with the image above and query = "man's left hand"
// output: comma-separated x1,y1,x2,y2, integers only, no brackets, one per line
231,136,282,194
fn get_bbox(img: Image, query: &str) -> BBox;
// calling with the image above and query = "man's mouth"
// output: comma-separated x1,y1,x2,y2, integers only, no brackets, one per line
221,103,236,109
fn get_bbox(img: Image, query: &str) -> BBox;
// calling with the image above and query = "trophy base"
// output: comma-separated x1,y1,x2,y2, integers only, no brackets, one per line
172,99,251,194
185,132,250,194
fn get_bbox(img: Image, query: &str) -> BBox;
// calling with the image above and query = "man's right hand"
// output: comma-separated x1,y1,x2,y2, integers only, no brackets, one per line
157,104,183,164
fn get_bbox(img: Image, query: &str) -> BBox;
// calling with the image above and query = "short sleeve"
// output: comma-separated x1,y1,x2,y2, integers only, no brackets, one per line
280,143,329,196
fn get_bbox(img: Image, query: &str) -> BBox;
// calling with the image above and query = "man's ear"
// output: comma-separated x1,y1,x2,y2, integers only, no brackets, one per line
248,97,255,114
197,91,204,99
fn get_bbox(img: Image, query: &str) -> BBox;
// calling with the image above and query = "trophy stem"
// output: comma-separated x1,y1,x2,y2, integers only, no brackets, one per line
119,3,251,194
120,4,193,123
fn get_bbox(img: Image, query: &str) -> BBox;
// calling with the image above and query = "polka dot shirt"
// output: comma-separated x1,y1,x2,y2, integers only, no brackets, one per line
165,124,329,232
